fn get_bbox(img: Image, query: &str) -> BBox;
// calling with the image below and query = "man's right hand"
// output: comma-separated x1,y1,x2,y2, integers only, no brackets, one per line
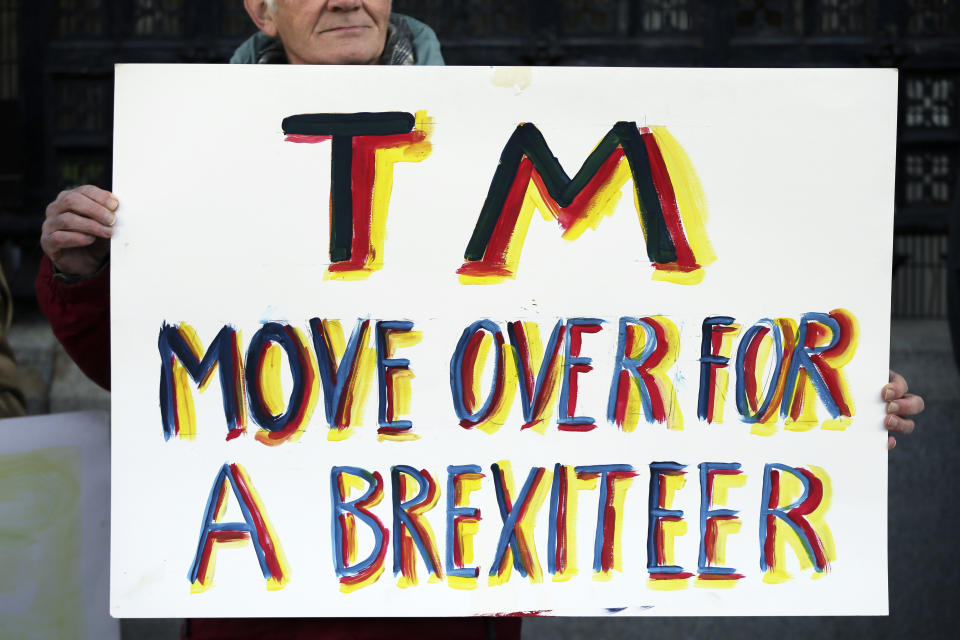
41,185,117,277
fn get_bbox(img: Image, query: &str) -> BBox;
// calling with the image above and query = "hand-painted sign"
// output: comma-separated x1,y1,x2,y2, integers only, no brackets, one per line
111,66,895,617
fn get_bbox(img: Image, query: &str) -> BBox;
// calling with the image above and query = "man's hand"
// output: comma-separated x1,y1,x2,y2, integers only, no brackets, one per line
883,370,924,450
41,185,117,277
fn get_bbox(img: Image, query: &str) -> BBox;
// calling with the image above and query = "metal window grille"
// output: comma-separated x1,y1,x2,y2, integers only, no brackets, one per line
892,233,949,318
131,0,184,37
56,153,108,191
56,0,105,38
816,0,869,35
904,152,953,205
55,77,108,134
907,0,957,37
561,0,624,37
905,75,956,128
461,0,526,38
735,0,804,36
640,0,696,35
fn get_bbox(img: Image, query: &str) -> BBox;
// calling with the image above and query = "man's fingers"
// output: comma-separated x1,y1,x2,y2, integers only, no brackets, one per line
74,184,119,211
882,370,922,449
48,188,117,227
41,213,108,256
883,370,909,402
45,230,98,250
52,211,114,239
886,393,924,417
62,190,118,227
885,414,915,435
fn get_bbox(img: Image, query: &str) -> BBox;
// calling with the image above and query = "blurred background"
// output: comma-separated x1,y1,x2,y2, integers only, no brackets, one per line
0,1,957,638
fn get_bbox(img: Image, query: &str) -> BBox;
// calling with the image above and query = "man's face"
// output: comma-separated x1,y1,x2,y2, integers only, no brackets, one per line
264,0,392,65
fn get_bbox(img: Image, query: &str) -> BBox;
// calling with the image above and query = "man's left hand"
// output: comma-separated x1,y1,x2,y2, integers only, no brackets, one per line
883,370,924,450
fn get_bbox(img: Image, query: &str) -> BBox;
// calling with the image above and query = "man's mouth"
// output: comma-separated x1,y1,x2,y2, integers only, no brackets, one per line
318,25,372,35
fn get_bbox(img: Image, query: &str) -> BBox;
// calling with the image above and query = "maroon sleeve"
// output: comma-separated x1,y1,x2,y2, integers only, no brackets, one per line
35,255,111,390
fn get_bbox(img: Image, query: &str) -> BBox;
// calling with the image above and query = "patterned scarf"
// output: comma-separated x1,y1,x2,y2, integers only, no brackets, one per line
378,14,415,65
257,14,416,65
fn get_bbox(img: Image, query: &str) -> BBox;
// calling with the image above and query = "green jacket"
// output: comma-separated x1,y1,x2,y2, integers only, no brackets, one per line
229,13,444,66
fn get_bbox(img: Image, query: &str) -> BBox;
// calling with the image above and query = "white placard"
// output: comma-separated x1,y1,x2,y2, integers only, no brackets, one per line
111,65,895,617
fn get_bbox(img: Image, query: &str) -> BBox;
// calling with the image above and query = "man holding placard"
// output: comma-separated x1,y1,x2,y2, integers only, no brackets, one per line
35,0,924,633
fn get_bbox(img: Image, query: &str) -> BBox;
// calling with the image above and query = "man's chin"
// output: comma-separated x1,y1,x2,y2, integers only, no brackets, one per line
305,38,382,65
325,51,379,65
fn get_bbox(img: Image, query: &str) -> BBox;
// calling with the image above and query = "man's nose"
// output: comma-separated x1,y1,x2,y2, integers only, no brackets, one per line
327,0,363,10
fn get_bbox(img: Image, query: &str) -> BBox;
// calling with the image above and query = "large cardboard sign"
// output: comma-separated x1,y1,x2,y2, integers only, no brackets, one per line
111,65,895,617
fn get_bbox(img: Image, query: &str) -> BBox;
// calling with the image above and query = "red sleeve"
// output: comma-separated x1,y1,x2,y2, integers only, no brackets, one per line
35,255,111,390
